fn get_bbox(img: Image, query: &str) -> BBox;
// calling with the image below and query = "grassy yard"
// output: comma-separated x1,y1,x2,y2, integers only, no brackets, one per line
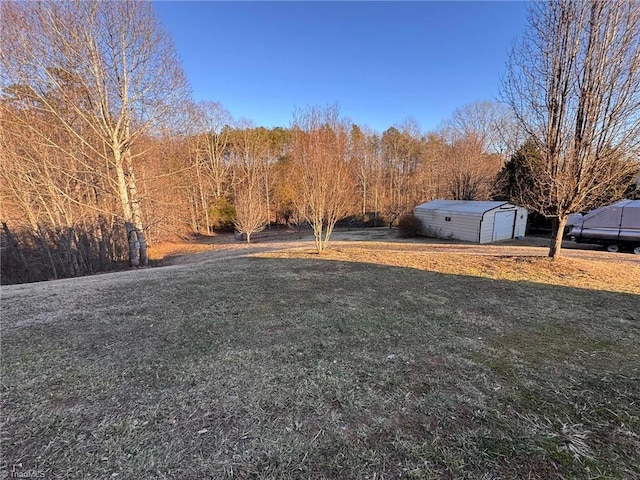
2,237,639,479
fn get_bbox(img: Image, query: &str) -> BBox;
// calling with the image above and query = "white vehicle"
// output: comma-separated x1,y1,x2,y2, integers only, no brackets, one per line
567,200,640,254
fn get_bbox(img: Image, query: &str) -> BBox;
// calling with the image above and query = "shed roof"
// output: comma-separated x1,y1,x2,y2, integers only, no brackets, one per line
415,200,512,214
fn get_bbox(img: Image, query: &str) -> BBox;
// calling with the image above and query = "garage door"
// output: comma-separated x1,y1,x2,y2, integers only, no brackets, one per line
493,210,516,241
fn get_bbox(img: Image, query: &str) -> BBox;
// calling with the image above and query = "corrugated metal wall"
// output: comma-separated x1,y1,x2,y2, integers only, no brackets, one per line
415,204,528,244
479,212,495,244
514,208,528,238
414,208,482,242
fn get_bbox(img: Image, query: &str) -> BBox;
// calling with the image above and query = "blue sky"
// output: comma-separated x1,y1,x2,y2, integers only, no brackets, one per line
154,1,528,133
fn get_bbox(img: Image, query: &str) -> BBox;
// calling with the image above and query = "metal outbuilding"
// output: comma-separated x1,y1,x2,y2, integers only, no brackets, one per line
414,200,528,244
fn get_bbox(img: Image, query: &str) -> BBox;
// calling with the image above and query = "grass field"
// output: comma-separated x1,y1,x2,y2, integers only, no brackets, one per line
2,231,639,479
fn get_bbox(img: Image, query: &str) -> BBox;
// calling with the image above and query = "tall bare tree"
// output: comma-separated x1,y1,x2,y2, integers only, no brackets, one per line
176,101,234,234
380,121,424,225
349,125,371,215
1,0,189,266
290,106,355,253
445,136,503,201
503,0,640,258
446,101,509,155
230,123,269,243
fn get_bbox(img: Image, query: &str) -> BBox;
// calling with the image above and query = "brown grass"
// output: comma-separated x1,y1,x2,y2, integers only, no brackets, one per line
254,242,640,295
148,241,218,261
2,230,639,479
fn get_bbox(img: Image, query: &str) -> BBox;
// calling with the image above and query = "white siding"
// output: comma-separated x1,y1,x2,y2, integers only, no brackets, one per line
415,208,482,242
514,208,528,238
493,210,516,241
481,206,527,243
414,201,528,244
479,212,495,244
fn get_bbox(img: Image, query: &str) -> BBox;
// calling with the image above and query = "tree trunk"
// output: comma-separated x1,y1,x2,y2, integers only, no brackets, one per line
265,165,271,230
188,191,199,233
125,222,140,267
97,217,111,271
362,179,367,215
64,227,81,276
313,221,324,254
114,148,141,267
36,225,58,280
323,223,335,253
374,193,379,227
549,215,568,259
135,226,148,266
196,159,211,234
2,222,32,282
125,161,148,266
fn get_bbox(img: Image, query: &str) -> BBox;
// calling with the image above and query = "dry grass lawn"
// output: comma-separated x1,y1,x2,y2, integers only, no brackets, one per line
256,243,640,295
2,229,639,479
154,229,640,294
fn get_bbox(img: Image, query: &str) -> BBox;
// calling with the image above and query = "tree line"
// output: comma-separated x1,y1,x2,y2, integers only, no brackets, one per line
2,0,639,284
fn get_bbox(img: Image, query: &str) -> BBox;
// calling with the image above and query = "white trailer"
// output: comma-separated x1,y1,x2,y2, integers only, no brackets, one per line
414,200,528,244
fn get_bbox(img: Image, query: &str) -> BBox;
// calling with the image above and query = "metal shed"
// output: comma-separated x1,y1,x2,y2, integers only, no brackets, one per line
414,200,528,244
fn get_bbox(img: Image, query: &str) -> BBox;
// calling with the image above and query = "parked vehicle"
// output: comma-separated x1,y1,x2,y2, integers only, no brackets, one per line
567,200,640,254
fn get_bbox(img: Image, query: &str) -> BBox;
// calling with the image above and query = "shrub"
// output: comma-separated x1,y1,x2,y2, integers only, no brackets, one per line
397,214,421,238
209,198,236,231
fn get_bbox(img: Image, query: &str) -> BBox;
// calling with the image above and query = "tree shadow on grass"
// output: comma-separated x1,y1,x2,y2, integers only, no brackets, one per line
2,256,639,479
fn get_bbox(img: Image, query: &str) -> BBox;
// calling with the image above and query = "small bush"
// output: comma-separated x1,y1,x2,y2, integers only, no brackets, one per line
397,214,421,238
209,197,236,231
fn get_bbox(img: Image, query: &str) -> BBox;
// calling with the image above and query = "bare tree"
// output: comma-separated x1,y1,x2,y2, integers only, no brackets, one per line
230,123,269,243
503,0,640,258
0,88,130,280
233,185,267,243
290,106,355,253
420,132,449,200
443,133,503,201
446,101,509,155
195,102,234,200
380,121,424,226
1,0,189,266
349,125,371,216
257,126,289,229
346,127,385,224
186,101,235,233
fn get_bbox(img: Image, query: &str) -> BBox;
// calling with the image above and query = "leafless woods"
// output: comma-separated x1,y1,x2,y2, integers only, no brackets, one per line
1,0,189,273
2,0,640,283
